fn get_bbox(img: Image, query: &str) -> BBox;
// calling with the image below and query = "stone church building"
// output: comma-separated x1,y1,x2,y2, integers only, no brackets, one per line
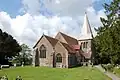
32,13,95,68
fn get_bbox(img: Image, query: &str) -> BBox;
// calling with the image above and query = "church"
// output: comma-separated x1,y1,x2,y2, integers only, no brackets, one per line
32,13,95,68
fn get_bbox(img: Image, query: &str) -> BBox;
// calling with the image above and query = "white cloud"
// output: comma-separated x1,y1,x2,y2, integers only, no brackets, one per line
0,11,74,47
20,0,100,17
40,0,98,17
11,13,31,36
0,0,106,47
0,12,16,37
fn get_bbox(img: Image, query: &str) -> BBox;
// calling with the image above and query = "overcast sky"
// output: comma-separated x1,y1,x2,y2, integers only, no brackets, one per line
0,0,111,47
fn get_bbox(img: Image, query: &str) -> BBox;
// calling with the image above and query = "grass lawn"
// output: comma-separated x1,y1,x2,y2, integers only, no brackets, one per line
0,66,111,80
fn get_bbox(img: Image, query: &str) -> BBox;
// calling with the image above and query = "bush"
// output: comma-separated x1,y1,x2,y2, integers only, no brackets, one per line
107,64,114,72
0,75,8,80
101,64,114,72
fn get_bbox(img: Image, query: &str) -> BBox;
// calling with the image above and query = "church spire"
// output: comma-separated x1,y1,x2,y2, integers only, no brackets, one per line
82,12,91,35
80,12,93,40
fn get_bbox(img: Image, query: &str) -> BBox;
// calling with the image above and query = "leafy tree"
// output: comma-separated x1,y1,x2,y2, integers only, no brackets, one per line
94,0,120,65
12,44,32,65
20,44,32,65
0,29,22,65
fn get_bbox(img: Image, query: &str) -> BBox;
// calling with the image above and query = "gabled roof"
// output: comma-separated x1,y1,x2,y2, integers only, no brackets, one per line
60,42,76,53
59,32,78,45
44,35,58,47
33,34,58,48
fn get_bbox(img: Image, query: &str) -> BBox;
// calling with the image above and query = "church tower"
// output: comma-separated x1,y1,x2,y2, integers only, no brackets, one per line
78,12,94,63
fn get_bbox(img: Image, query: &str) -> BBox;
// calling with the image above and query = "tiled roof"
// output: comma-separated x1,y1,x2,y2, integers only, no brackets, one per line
33,32,78,53
59,32,78,45
44,35,58,47
33,34,58,48
71,45,80,50
60,42,76,53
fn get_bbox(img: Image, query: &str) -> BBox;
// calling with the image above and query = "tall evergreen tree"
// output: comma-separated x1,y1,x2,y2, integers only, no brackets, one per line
94,0,120,64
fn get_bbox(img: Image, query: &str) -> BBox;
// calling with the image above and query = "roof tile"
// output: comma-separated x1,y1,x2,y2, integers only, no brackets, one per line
44,35,58,47
59,32,78,45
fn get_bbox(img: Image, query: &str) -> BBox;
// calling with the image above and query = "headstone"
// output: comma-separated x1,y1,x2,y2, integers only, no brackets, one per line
21,62,24,67
21,65,23,67
14,63,16,67
116,66,119,69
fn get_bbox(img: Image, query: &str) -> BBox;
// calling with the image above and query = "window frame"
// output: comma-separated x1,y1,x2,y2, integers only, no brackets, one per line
56,53,62,63
39,45,46,58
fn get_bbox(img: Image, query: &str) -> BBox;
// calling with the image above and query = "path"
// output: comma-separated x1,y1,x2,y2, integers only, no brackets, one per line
95,65,120,80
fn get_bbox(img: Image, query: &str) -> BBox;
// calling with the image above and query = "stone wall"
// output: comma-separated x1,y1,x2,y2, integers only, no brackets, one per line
54,41,68,68
36,36,54,67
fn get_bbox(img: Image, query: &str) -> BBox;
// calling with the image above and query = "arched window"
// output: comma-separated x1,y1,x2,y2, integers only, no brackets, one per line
56,53,62,63
40,45,46,58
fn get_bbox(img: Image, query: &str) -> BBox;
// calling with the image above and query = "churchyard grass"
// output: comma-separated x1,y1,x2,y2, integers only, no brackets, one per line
0,66,111,80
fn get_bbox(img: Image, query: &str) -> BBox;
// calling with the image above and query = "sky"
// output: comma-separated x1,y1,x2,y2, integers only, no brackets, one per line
0,0,112,48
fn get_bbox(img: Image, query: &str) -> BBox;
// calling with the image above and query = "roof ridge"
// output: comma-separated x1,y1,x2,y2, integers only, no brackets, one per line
44,35,58,41
60,41,75,53
44,35,58,47
59,41,68,45
59,32,78,45
60,32,77,40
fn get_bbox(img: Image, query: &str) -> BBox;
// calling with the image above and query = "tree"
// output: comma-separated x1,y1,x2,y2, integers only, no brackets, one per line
0,29,22,65
94,0,120,65
14,44,32,65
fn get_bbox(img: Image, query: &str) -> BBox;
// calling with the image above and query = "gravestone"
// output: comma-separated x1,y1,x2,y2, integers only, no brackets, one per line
21,62,24,67
14,63,16,67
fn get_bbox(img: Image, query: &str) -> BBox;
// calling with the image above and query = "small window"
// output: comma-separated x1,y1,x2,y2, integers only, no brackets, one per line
56,53,62,63
81,43,83,49
83,42,88,49
86,42,88,48
83,42,85,48
40,45,46,58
